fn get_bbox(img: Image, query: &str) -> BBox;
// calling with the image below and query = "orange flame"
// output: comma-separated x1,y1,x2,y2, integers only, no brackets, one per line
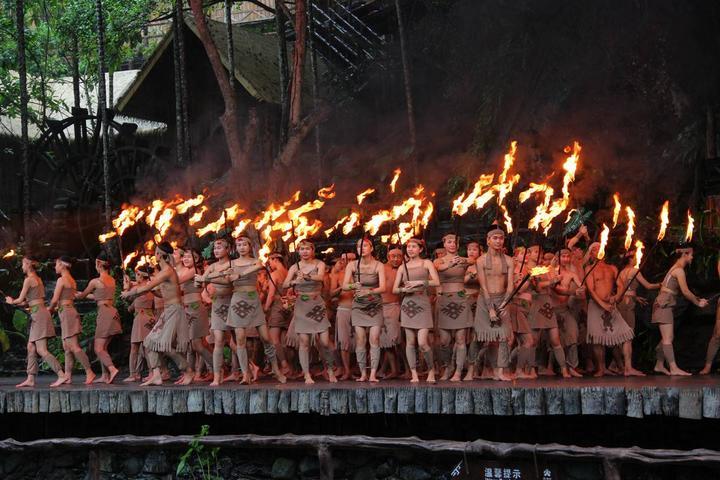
356,188,375,205
519,182,551,204
188,206,208,225
324,215,349,237
231,219,253,238
145,200,165,227
320,247,335,255
597,223,609,260
633,240,644,270
624,206,635,250
342,212,361,235
317,184,336,199
98,231,117,243
175,194,205,214
501,204,513,233
288,200,324,222
420,202,434,230
685,210,695,243
123,251,138,269
658,201,669,241
2,249,15,259
389,168,402,193
612,193,621,228
530,265,550,276
452,174,494,216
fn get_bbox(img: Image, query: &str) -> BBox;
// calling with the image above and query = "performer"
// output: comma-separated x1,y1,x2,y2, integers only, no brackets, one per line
75,252,121,384
552,248,586,377
463,240,483,381
474,227,514,382
121,242,193,386
194,238,233,386
226,235,285,384
433,234,470,382
330,253,354,380
379,247,403,379
652,246,707,376
701,257,720,375
510,246,538,379
177,248,214,382
49,256,95,384
282,240,337,384
122,266,155,382
7,255,66,388
392,237,440,383
343,238,386,382
585,243,644,377
615,250,660,333
265,253,292,376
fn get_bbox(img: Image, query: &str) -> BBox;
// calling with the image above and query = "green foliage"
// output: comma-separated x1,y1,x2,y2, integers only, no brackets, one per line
176,424,221,480
12,309,28,337
0,327,10,352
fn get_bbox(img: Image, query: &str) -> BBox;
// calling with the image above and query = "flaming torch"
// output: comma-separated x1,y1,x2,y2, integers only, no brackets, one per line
2,249,15,259
612,193,622,228
389,169,402,193
499,265,551,310
658,201,669,241
597,223,609,260
685,210,695,243
633,240,644,269
624,206,635,250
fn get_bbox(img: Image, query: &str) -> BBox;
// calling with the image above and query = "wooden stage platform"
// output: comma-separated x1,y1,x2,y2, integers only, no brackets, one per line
1,375,719,420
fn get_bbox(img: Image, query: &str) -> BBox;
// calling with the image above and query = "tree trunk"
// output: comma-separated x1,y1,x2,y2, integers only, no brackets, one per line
107,70,113,109
96,0,111,228
275,5,289,149
224,0,235,83
275,104,331,169
172,2,185,166
394,0,418,183
308,0,322,188
188,0,249,190
16,0,30,240
177,0,191,163
288,0,307,130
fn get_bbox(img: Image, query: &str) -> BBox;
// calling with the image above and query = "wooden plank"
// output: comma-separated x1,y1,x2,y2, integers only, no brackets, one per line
277,389,291,413
678,388,703,420
398,388,415,414
116,391,131,414
319,389,330,416
88,390,99,414
455,388,472,415
491,388,512,416
172,390,188,414
524,388,545,416
213,390,224,414
24,391,38,414
297,390,310,413
267,389,280,414
330,389,348,414
383,387,398,414
427,388,442,414
203,389,215,415
80,391,90,413
661,388,679,417
130,391,147,413
156,390,173,416
703,387,720,419
97,391,111,414
472,388,493,415
187,390,204,413
545,388,564,415
511,388,525,415
235,389,250,414
59,391,71,413
354,388,368,414
581,387,604,415
625,389,644,419
562,388,581,415
290,389,299,412
146,390,158,413
249,389,268,414
0,391,5,413
220,390,234,414
367,388,384,414
309,390,321,413
48,391,61,413
641,387,662,416
414,388,427,414
69,391,82,412
38,391,49,413
440,389,455,415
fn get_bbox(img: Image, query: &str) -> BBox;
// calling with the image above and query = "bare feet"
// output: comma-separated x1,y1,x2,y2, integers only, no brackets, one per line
107,367,119,385
463,366,475,382
426,370,436,384
251,363,261,382
568,367,583,378
140,373,163,386
653,363,671,376
410,370,420,383
94,374,109,384
16,376,35,388
223,371,240,383
50,375,67,388
84,372,97,385
592,368,605,378
668,367,692,376
239,373,253,385
304,373,315,385
699,365,713,375
560,368,572,379
624,367,646,377
179,372,195,385
356,374,367,382
328,370,338,383
538,367,556,377
62,375,72,385
123,375,141,383
450,373,462,382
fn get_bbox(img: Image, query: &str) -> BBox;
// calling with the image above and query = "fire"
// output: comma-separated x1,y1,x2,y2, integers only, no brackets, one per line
320,247,335,255
495,141,520,205
255,191,301,230
288,200,324,222
144,239,155,252
356,188,375,205
501,204,513,233
342,212,361,235
123,251,138,269
2,249,15,259
231,219,252,238
175,194,205,214
188,206,208,225
519,182,551,204
452,174,494,216
154,207,176,238
633,240,644,270
112,205,145,237
145,200,166,227
624,206,635,250
420,202,434,230
98,231,117,243
324,215,349,237
685,210,695,243
658,201,669,241
612,193,621,228
397,222,414,244
529,266,550,276
317,184,336,199
389,168,402,193
224,204,243,221
597,223,609,260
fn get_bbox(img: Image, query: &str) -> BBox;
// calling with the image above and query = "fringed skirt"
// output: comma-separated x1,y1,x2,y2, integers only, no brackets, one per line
185,301,209,339
380,302,401,348
210,295,231,331
95,303,122,338
436,291,471,330
58,304,82,340
28,305,55,342
473,293,509,342
143,303,190,353
293,292,330,334
227,290,265,329
400,293,433,330
131,308,155,343
586,300,634,346
352,294,384,328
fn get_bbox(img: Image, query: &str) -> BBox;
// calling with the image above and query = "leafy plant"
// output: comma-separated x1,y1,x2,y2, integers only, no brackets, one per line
176,424,221,480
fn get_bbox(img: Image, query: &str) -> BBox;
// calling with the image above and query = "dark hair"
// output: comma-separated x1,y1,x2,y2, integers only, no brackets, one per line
96,251,111,267
157,241,174,255
136,265,153,277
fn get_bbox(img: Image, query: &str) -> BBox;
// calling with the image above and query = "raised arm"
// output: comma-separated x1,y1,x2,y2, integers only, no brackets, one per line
636,272,660,290
6,277,34,305
674,269,707,307
282,263,299,289
75,278,98,300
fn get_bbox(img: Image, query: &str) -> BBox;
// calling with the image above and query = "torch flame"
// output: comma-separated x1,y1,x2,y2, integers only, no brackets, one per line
356,188,375,205
529,266,550,276
175,194,205,214
342,212,361,235
657,201,670,241
612,193,621,228
685,210,695,243
2,249,15,259
123,251,138,269
501,204,513,233
624,206,635,250
98,231,117,243
452,174,494,216
633,240,644,270
188,206,208,225
389,169,402,193
317,184,336,199
320,247,335,255
324,215,349,237
597,223,609,260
